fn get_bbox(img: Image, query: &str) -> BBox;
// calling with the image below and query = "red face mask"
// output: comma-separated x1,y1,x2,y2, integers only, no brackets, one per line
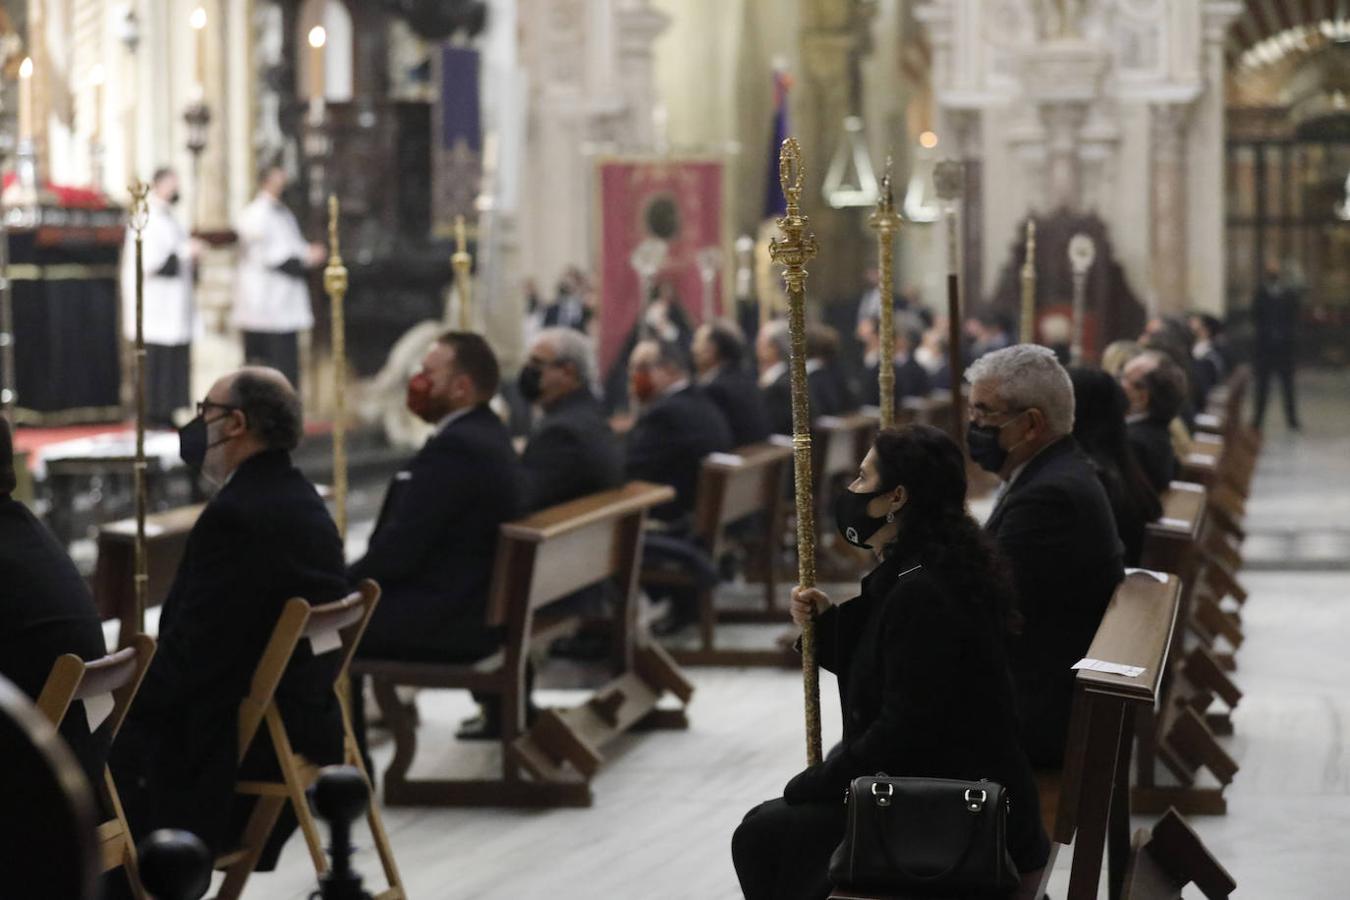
630,369,657,404
406,373,436,423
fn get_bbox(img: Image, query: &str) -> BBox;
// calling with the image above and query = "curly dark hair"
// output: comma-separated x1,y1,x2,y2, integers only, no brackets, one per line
872,424,1018,632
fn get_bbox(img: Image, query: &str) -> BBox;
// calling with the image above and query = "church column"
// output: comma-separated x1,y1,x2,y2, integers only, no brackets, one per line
1150,101,1191,314
198,0,229,229
612,0,669,151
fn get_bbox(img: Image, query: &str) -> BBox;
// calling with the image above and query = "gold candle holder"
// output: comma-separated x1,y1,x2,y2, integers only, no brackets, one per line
324,195,350,540
127,180,151,646
867,159,902,429
453,215,473,331
769,137,823,766
1020,219,1037,345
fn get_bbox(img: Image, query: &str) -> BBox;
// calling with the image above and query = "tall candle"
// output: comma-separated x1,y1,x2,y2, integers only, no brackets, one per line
90,65,105,143
18,57,32,143
308,26,327,101
190,6,207,96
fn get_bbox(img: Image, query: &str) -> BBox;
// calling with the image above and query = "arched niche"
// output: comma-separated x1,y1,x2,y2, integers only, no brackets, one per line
296,0,354,102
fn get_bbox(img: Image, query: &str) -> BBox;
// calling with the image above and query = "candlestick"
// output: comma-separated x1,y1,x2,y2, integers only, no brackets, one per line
190,6,207,96
309,25,327,121
18,57,32,144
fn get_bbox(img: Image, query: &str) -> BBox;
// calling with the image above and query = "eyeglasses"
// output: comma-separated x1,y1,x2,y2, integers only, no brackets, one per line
195,400,241,419
967,403,1025,426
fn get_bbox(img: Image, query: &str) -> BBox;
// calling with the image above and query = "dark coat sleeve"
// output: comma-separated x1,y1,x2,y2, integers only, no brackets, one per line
135,504,265,716
785,577,963,803
990,484,1082,629
624,405,676,482
350,436,481,584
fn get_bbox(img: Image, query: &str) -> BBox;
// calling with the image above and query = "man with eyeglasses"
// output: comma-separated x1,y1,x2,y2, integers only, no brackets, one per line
110,366,348,870
965,345,1124,768
517,327,623,512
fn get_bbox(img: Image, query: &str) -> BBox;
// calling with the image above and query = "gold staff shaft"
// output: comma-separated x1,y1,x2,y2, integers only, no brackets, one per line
324,195,349,540
867,162,902,429
1020,219,1037,344
769,138,822,766
453,215,473,332
128,181,151,646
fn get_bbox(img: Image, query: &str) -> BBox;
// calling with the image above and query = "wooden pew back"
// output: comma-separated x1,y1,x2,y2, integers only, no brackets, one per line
93,504,205,643
692,443,792,557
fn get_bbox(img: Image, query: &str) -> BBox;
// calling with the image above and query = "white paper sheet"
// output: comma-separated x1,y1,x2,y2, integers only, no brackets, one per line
83,694,115,731
1157,516,1191,530
1125,568,1169,583
1072,658,1146,678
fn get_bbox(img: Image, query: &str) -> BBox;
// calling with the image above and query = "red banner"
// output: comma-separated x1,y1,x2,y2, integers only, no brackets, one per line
595,157,724,373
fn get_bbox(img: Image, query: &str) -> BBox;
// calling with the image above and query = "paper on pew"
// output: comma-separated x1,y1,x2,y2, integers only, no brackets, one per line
1157,517,1191,530
1072,658,1146,678
1125,568,1169,583
705,452,745,467
1186,452,1217,465
1170,481,1205,493
83,694,115,731
308,630,343,656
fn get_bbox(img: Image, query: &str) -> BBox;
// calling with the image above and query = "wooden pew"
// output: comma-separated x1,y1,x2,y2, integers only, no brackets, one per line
92,503,205,646
1120,809,1236,899
353,481,694,808
649,443,797,667
1134,485,1240,817
36,635,157,899
808,412,878,576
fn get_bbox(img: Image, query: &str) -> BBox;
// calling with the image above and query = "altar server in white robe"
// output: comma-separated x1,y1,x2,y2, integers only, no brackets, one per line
122,168,198,427
233,164,325,389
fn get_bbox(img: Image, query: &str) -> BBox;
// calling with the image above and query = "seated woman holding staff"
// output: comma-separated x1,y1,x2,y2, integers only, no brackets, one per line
732,424,1049,900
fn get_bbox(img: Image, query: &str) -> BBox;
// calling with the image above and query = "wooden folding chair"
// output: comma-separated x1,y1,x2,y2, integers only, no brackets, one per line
36,633,157,899
215,581,405,900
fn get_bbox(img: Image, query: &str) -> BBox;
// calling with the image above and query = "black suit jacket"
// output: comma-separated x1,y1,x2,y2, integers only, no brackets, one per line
785,553,1048,872
702,366,770,448
859,357,933,408
1127,417,1177,494
521,388,624,511
0,496,108,790
626,384,733,522
984,437,1124,766
761,368,836,436
114,450,348,852
351,404,522,659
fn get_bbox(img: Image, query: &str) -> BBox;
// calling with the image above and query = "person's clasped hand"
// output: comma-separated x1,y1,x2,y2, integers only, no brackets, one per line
790,586,831,627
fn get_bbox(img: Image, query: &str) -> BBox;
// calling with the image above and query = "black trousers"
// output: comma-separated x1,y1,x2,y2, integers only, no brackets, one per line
145,343,190,427
1253,350,1299,429
733,797,845,900
242,330,300,389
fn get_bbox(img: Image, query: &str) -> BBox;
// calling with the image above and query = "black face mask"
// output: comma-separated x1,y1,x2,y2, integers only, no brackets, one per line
518,364,543,403
168,191,181,206
178,415,232,470
966,411,1027,474
834,487,892,550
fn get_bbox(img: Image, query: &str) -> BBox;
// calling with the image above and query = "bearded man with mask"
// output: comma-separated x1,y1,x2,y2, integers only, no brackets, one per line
518,327,623,511
348,331,521,740
965,344,1123,767
109,366,348,868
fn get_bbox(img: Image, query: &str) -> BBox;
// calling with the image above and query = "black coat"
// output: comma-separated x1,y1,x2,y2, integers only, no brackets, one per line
761,368,837,437
784,552,1049,873
1127,417,1177,494
0,496,108,790
984,437,1124,767
521,388,624,511
113,450,348,853
351,404,522,659
625,384,734,522
858,357,932,408
702,366,771,448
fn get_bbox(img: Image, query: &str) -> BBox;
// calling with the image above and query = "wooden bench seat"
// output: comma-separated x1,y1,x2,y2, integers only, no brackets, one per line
353,481,694,808
92,503,205,647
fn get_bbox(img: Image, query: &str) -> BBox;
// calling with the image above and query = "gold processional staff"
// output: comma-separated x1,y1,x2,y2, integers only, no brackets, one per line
867,161,902,429
769,138,823,765
323,195,349,540
127,180,151,646
1020,219,1037,345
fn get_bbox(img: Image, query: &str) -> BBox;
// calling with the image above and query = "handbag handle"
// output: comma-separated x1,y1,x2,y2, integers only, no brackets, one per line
869,787,989,883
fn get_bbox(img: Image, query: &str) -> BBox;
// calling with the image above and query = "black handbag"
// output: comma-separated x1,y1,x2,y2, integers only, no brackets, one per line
828,775,1021,897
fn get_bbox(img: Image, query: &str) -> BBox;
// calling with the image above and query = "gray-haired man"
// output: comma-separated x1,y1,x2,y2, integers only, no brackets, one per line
967,344,1124,767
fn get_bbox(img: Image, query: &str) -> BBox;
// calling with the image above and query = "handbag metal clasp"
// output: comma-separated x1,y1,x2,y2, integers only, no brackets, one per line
964,789,987,813
871,782,894,808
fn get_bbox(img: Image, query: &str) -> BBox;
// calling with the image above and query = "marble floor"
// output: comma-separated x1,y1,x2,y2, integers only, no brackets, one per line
241,370,1350,899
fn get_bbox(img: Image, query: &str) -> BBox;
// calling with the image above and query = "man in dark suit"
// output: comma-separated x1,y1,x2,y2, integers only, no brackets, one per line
350,331,522,740
0,417,108,790
1120,350,1184,494
110,367,347,865
692,319,770,447
756,320,835,436
966,345,1124,767
854,316,932,409
518,327,623,510
626,338,734,524
1251,266,1301,431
